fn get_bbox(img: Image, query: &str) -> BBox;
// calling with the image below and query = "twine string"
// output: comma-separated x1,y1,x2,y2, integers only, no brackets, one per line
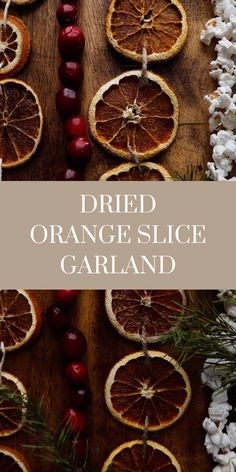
140,46,148,85
141,323,151,458
142,414,149,460
0,342,6,383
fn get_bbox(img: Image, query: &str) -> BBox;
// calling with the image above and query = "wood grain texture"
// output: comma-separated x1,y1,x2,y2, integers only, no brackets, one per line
3,0,214,181
3,290,213,471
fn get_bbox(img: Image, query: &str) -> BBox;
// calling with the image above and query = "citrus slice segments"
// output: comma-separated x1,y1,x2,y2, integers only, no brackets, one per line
89,71,178,161
0,15,30,78
105,351,191,431
0,289,42,351
102,440,181,472
100,162,172,181
0,371,27,437
105,289,185,343
0,446,30,471
0,79,43,168
106,0,188,63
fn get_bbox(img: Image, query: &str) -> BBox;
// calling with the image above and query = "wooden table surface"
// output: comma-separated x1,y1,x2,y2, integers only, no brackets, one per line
3,0,214,181
2,1,216,471
3,290,213,472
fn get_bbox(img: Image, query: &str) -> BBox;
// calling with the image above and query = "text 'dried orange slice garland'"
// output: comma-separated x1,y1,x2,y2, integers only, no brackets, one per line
201,1,236,181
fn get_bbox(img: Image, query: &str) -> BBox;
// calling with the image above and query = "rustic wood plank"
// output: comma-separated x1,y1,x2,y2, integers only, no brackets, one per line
3,0,214,181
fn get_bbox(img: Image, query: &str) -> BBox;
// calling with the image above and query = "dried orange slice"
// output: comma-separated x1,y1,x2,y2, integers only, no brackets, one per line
105,290,185,343
0,290,42,351
100,162,172,181
89,71,178,161
0,79,43,168
0,446,30,471
106,0,188,63
102,440,181,472
0,15,30,78
105,351,191,431
0,371,27,437
1,0,38,3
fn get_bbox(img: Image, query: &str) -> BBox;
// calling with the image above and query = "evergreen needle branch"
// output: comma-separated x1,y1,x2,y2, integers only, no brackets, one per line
160,299,236,389
0,385,80,471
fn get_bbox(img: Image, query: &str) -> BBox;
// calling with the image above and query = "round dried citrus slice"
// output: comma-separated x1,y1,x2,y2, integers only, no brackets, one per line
0,371,27,437
89,70,178,161
0,79,43,168
106,0,188,63
105,351,191,431
0,15,30,78
105,290,185,343
0,446,30,471
100,162,172,181
102,440,181,472
0,289,42,351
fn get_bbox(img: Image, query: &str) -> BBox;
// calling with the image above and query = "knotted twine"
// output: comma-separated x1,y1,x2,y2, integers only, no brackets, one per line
127,46,149,167
0,342,6,383
141,324,151,459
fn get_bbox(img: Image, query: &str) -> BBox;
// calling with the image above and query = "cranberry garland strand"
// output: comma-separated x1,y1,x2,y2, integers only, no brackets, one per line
46,290,91,470
56,0,92,181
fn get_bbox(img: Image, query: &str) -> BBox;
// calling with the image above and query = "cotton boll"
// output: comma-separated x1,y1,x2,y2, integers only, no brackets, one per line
227,423,236,449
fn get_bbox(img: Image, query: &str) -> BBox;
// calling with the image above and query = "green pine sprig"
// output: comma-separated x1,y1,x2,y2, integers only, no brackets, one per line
0,383,86,471
160,296,236,389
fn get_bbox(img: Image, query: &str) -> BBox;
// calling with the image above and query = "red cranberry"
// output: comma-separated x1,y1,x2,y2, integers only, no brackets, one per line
74,437,87,464
66,362,88,385
56,88,81,118
67,136,92,168
57,167,82,181
56,290,79,307
65,116,87,139
64,408,86,434
56,4,77,26
61,328,87,360
58,62,84,89
46,304,71,333
58,26,85,60
70,386,92,409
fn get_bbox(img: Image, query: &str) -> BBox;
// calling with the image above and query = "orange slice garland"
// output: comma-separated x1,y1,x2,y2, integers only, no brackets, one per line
0,15,30,78
0,80,43,168
102,440,181,472
100,162,172,180
89,70,178,161
106,0,188,63
0,446,30,471
0,289,42,351
105,351,191,431
105,289,186,343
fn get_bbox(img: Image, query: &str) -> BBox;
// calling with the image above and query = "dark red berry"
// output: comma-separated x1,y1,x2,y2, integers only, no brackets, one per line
61,328,87,360
64,116,87,139
66,362,88,385
46,304,72,333
67,136,92,168
57,168,82,181
70,386,92,409
55,290,79,307
56,4,77,26
74,437,87,464
56,88,81,118
64,408,86,434
58,62,83,89
58,26,85,60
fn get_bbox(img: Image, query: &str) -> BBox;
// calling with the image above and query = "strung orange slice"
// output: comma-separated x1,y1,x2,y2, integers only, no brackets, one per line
0,15,30,78
102,440,181,472
100,162,172,181
0,79,43,168
0,372,27,437
105,289,185,343
106,0,188,63
105,351,191,431
89,71,178,161
0,446,30,471
0,290,42,351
